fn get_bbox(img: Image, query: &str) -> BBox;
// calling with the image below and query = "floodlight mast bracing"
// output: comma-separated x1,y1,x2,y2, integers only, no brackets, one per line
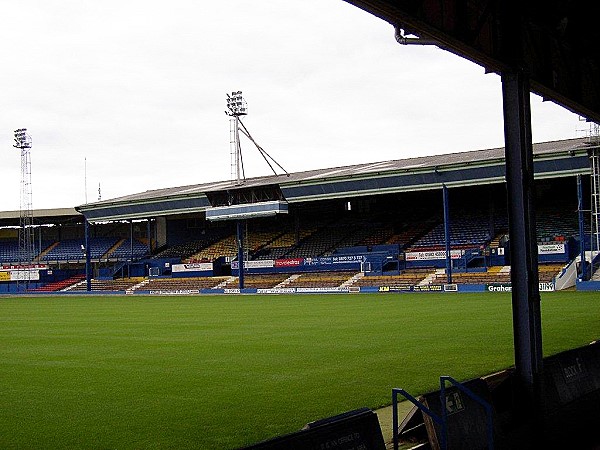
224,92,289,186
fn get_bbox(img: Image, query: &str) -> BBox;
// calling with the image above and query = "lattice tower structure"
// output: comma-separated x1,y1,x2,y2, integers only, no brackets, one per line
14,129,35,277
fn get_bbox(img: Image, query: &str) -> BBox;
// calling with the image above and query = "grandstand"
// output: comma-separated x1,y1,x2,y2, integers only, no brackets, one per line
0,137,597,293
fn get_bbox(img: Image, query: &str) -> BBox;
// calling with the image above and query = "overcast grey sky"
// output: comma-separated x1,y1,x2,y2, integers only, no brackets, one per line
0,0,585,211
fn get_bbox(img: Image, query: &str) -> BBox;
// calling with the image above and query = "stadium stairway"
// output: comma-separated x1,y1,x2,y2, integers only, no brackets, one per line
62,279,86,291
36,242,59,262
419,269,444,286
104,239,125,259
215,277,235,289
273,274,301,289
340,272,364,289
130,279,149,291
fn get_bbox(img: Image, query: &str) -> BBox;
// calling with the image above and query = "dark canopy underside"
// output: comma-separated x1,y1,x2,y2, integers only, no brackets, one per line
343,0,600,124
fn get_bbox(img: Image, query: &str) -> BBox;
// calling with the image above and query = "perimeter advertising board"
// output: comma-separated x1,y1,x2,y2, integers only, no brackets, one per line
172,262,214,273
232,256,364,274
171,262,213,278
231,260,275,270
274,258,302,268
304,255,364,266
538,244,565,255
377,285,445,292
1,264,48,270
486,282,555,292
405,250,463,261
0,269,41,281
494,245,566,257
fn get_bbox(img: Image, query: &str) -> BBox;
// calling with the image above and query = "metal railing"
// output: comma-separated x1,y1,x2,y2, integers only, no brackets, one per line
392,375,495,450
392,387,446,450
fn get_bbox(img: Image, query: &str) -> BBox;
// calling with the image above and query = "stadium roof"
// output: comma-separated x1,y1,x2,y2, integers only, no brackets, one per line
76,137,596,223
0,208,82,228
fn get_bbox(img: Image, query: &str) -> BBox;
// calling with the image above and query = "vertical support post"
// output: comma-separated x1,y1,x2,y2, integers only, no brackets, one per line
237,220,245,289
130,220,134,262
577,175,587,279
591,149,600,267
38,221,42,259
84,219,92,292
146,219,152,255
488,187,495,268
154,218,159,254
443,184,452,283
501,71,543,423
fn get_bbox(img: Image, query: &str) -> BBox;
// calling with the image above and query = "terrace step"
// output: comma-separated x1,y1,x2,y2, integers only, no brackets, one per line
274,274,301,288
129,279,150,292
340,271,364,288
214,276,235,289
62,279,86,291
419,269,444,286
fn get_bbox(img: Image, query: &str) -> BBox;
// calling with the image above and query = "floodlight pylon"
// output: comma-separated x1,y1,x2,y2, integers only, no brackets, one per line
13,128,35,288
225,91,289,186
226,91,247,186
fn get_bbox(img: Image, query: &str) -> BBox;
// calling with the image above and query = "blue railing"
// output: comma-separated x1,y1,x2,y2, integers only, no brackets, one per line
392,388,446,450
393,376,494,450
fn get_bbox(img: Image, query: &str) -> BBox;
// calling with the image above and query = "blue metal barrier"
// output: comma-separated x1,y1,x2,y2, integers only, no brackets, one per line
393,376,494,450
392,388,446,450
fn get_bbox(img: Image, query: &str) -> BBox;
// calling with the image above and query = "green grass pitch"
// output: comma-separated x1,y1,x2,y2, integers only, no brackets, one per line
1,292,599,449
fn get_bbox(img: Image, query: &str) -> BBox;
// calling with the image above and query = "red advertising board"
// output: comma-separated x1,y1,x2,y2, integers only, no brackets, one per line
274,258,303,267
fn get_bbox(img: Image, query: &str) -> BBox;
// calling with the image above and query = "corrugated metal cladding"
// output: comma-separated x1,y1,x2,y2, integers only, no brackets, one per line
77,145,591,221
82,196,211,221
280,155,590,201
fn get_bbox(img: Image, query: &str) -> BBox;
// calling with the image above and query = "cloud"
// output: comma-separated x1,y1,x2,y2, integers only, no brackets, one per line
0,0,583,211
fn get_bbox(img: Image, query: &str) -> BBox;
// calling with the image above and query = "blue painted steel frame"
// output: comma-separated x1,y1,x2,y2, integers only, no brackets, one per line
146,219,152,255
392,388,446,450
129,220,134,261
443,185,452,284
237,220,245,289
577,175,588,279
84,219,91,291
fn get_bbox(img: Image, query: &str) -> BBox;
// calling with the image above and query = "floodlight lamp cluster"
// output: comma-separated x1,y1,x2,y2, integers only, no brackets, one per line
226,91,247,116
13,128,32,149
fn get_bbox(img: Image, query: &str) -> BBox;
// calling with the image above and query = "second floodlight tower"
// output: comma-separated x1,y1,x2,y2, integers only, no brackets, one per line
226,91,247,186
13,129,35,265
225,91,248,289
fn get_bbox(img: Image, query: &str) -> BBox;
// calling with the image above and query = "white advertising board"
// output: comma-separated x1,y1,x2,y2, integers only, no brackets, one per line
405,250,463,261
172,262,213,273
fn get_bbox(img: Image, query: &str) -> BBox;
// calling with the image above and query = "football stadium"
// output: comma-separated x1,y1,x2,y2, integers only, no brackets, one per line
2,136,600,449
3,1,600,449
1,137,599,296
